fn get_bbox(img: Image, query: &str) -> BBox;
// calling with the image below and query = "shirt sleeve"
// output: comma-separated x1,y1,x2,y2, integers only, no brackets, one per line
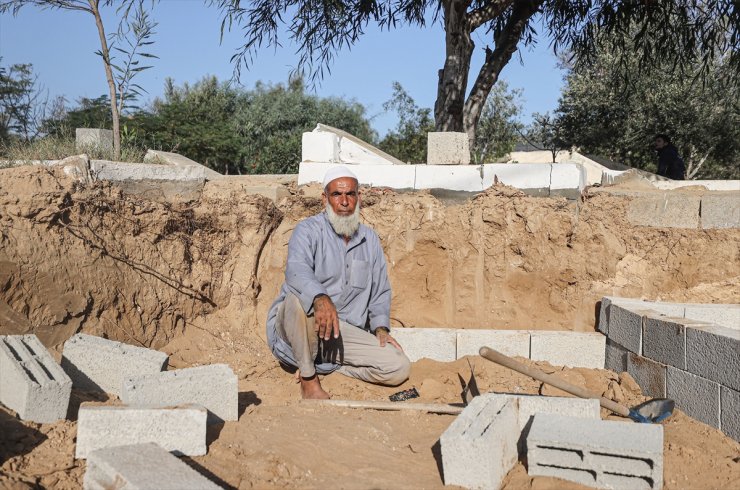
367,232,392,332
284,222,328,314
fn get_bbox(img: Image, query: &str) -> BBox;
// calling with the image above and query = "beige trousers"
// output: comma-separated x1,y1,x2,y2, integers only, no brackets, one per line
275,292,411,386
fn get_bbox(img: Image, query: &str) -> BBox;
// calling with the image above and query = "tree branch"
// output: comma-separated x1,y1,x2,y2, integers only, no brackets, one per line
467,0,512,31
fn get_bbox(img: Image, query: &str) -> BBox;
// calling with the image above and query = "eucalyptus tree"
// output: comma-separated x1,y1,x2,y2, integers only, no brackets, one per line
212,1,737,148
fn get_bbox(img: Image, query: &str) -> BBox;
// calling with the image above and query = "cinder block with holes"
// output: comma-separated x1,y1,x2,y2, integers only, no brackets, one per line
0,335,72,423
83,443,221,490
527,413,663,490
61,333,168,396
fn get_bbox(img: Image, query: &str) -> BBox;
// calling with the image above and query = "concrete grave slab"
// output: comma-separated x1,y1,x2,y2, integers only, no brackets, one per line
76,128,113,152
550,163,586,199
666,366,720,428
608,305,649,355
0,335,72,423
529,331,605,368
683,304,740,331
415,165,484,191
61,333,168,396
642,316,713,369
427,132,470,165
84,443,221,490
627,193,701,228
90,160,208,182
302,131,340,163
440,395,518,490
390,328,457,362
298,162,416,189
700,193,740,229
122,364,238,424
144,149,222,180
720,386,740,442
76,404,207,459
456,330,530,359
482,164,551,196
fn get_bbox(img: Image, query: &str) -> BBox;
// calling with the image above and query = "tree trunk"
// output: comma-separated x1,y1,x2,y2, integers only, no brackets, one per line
89,0,121,160
462,1,541,149
434,0,474,132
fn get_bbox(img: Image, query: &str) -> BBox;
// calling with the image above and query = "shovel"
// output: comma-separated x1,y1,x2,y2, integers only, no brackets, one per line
479,346,675,423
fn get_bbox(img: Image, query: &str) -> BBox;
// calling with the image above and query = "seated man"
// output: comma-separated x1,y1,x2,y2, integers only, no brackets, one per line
265,166,410,399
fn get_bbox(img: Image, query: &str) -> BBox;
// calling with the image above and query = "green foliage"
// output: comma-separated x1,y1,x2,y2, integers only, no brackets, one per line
524,112,568,163
556,36,739,179
0,61,45,142
472,80,523,163
378,82,434,163
44,96,112,135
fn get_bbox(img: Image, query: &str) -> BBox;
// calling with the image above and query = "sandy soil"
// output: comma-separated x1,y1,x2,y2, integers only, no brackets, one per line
0,165,738,488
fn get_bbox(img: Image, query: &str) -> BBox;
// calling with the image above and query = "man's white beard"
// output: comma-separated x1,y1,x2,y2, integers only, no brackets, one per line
326,204,360,238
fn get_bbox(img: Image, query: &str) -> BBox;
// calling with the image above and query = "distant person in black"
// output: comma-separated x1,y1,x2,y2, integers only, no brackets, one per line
654,134,685,180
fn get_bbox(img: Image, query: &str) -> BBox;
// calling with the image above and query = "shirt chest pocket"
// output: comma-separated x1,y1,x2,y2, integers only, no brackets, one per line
350,260,370,288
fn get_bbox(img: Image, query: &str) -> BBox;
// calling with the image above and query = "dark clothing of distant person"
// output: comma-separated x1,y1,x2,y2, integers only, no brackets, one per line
656,144,685,180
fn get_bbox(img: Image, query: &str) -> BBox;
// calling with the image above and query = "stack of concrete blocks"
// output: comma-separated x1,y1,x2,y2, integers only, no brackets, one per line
76,128,113,153
84,443,221,490
527,413,663,490
427,132,470,165
0,334,72,423
76,404,207,458
61,333,169,396
599,297,740,441
440,393,600,489
121,364,238,424
391,328,605,369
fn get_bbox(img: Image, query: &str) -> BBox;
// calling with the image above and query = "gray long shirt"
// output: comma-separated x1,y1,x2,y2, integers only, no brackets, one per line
265,211,392,373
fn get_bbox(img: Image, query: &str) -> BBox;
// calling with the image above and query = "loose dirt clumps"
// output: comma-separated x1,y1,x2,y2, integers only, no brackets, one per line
1,165,738,488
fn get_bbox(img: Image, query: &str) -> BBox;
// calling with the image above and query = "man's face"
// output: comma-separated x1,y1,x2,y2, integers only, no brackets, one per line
322,177,359,216
654,137,668,150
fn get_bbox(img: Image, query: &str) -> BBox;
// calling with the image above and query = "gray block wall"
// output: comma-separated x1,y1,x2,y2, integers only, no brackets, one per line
83,443,221,490
600,297,739,442
0,335,72,423
61,333,168,395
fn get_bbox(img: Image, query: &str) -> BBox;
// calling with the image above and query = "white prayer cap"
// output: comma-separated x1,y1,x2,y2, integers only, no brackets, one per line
322,166,358,188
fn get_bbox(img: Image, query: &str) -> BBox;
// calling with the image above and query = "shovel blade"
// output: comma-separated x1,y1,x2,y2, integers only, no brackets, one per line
630,398,675,423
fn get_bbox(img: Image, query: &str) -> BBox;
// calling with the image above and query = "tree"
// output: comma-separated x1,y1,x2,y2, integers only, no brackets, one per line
471,79,522,163
0,61,49,142
1,0,158,160
212,1,737,149
522,112,567,163
556,37,739,179
378,82,435,163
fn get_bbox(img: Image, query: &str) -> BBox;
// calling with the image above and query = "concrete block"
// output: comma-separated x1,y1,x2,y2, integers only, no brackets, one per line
720,386,740,442
76,128,113,152
700,193,740,229
550,163,586,199
642,315,713,369
685,324,740,391
302,131,339,163
427,132,470,165
391,328,456,362
76,404,207,459
297,162,416,189
605,338,628,373
666,366,720,428
84,443,221,490
683,304,740,331
529,331,605,368
143,149,222,180
527,413,663,489
608,305,648,355
440,395,518,489
492,393,600,431
61,333,168,396
122,364,238,424
456,330,530,359
627,353,666,398
90,160,208,182
482,164,551,196
626,193,701,228
415,165,484,192
0,335,72,423
599,296,686,336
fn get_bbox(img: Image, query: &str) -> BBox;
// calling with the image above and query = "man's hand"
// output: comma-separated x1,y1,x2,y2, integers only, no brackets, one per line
375,327,403,351
313,295,340,341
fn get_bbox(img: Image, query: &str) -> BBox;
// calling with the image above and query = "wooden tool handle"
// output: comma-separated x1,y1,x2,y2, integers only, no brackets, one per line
479,346,631,417
301,399,463,415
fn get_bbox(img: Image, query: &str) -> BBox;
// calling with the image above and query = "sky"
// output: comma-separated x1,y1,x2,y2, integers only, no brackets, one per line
0,0,567,136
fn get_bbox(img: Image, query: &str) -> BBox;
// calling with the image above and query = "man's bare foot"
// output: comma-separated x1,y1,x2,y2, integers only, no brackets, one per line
300,374,330,399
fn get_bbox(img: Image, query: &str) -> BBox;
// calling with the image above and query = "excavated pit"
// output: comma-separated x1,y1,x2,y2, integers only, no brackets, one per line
0,165,738,489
